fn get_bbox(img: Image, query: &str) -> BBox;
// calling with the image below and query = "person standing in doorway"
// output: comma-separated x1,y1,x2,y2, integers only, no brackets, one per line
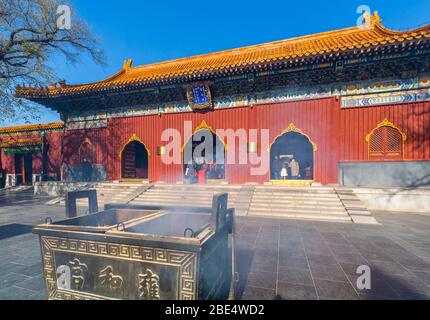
273,156,281,180
197,158,207,184
185,163,195,184
290,158,300,180
305,162,312,180
286,158,292,178
280,163,288,180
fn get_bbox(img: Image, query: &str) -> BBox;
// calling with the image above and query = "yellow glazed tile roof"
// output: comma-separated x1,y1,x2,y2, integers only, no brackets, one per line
0,122,64,135
15,12,430,97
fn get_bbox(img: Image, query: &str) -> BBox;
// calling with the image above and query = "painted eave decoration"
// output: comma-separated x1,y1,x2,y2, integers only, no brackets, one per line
14,12,430,99
0,137,43,154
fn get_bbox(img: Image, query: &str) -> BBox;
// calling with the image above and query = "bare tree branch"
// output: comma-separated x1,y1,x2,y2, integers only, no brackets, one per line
0,0,105,124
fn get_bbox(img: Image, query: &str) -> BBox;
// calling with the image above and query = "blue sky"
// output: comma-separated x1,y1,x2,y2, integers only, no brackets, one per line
18,0,430,125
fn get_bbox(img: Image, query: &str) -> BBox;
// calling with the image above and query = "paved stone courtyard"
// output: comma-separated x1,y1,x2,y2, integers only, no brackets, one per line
1,188,430,300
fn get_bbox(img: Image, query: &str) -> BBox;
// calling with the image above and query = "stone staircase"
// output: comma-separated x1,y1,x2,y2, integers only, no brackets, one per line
3,185,33,192
130,184,244,211
57,182,377,224
247,186,354,223
335,187,378,224
60,182,150,208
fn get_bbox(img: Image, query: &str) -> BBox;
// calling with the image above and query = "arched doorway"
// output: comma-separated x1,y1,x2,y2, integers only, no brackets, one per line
121,139,149,180
183,129,225,183
270,129,315,181
79,139,96,182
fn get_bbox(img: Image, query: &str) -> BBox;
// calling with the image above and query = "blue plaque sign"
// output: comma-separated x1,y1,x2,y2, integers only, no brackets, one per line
185,82,213,110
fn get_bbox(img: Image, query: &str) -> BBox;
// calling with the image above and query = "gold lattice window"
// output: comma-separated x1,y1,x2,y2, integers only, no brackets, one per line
366,120,406,161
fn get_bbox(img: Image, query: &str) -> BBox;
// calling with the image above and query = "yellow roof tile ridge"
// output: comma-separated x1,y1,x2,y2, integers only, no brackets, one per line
15,12,430,94
0,122,64,134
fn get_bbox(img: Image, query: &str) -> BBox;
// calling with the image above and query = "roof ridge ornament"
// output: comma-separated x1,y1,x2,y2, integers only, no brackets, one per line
373,11,381,24
123,59,133,71
362,11,382,30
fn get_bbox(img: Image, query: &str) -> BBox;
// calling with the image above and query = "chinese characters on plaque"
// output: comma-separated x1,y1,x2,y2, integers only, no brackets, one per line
185,82,213,110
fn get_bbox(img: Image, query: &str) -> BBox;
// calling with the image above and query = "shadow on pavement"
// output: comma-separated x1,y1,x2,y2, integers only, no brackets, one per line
0,223,33,240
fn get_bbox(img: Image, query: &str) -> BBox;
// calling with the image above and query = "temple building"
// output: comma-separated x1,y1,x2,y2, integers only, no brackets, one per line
1,12,430,188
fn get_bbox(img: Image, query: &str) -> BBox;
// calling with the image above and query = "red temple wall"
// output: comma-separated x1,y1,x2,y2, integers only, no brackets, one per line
0,131,64,177
106,97,341,184
252,97,341,185
105,97,429,185
339,101,430,161
2,98,429,185
45,131,65,177
62,128,108,166
0,152,14,174
32,152,42,174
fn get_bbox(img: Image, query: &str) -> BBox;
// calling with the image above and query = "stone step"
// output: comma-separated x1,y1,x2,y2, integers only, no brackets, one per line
97,186,139,190
147,190,240,196
110,194,212,201
253,189,338,194
133,200,238,207
96,187,140,191
248,206,347,215
96,188,132,191
254,187,335,193
96,193,135,198
96,192,138,196
95,191,138,195
138,196,240,202
251,200,342,206
138,194,238,200
131,201,240,208
144,191,240,197
249,202,345,211
144,194,240,199
252,192,339,197
136,197,238,204
251,196,341,203
151,190,239,194
154,185,241,190
96,190,135,195
247,211,352,222
76,198,128,205
133,199,212,205
338,195,360,201
131,201,213,208
235,210,249,217
254,190,336,195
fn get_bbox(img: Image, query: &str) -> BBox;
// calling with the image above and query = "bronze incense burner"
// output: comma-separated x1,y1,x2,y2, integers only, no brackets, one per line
33,193,234,300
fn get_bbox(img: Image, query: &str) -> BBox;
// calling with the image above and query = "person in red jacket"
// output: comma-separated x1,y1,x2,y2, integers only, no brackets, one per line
196,159,207,184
